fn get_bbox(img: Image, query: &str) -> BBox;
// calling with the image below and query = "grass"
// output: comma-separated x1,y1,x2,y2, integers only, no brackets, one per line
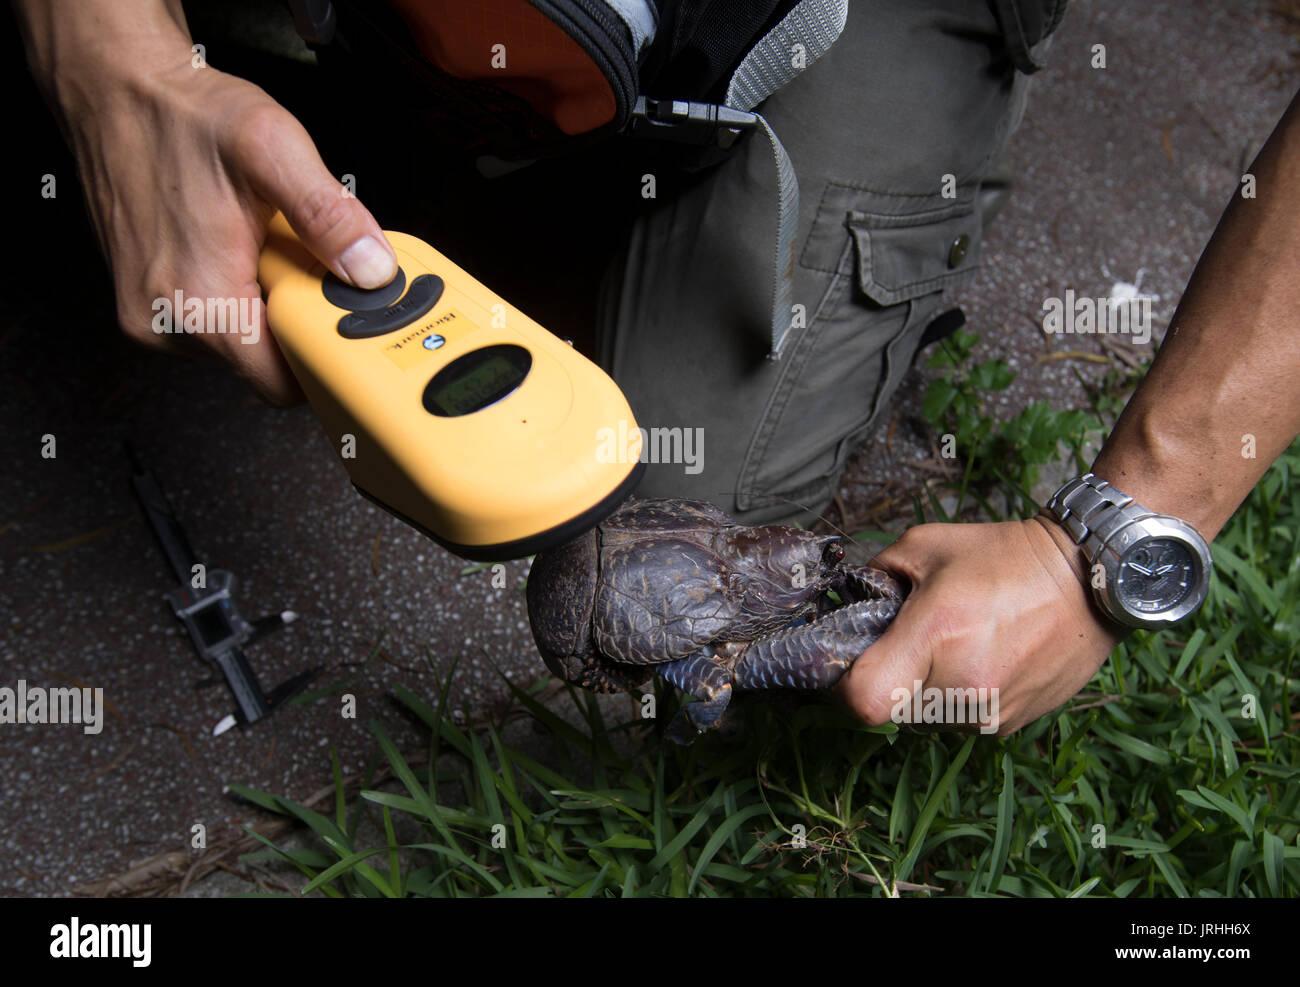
230,341,1300,897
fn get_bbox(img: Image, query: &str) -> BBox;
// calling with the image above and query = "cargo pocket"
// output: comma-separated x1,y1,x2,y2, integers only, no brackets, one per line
735,187,983,516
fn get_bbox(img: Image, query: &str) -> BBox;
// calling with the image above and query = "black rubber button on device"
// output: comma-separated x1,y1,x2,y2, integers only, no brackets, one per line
322,267,407,311
336,274,445,339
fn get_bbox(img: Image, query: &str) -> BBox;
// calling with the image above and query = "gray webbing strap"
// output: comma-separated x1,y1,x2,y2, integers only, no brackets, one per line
724,0,848,357
606,0,659,56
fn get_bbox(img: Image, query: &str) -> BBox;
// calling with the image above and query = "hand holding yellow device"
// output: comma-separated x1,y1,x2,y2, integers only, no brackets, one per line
258,212,643,560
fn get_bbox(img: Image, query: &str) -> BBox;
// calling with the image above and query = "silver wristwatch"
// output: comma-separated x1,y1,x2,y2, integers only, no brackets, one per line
1043,473,1212,629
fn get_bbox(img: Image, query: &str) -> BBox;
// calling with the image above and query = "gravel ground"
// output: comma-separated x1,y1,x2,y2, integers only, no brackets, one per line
0,0,1295,897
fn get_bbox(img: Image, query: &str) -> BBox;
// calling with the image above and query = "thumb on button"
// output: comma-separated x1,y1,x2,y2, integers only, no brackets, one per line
238,107,398,288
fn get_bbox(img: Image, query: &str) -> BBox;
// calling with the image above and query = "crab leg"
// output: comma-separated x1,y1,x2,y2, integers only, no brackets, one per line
830,565,905,609
659,651,736,743
733,595,900,691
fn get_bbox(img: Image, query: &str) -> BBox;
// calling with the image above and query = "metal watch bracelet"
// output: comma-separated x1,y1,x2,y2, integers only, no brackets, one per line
1044,473,1157,564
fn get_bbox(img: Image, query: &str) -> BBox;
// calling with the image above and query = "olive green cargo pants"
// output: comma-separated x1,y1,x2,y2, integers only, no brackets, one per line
597,0,1062,523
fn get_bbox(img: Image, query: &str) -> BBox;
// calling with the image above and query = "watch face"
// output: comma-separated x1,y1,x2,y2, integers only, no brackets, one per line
1116,538,1198,615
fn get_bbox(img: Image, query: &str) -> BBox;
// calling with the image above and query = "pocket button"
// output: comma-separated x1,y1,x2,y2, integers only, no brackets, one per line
948,233,971,269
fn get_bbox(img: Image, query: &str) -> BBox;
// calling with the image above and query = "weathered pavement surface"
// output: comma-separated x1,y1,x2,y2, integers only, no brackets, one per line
1,1,1295,896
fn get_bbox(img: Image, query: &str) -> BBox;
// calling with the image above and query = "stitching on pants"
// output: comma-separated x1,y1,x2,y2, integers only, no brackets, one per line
738,236,855,505
798,181,848,273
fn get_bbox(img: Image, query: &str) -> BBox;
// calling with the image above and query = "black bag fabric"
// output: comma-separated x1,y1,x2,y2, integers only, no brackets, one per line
638,1,791,103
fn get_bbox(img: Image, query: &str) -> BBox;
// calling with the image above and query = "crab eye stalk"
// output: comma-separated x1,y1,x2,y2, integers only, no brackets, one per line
822,539,845,565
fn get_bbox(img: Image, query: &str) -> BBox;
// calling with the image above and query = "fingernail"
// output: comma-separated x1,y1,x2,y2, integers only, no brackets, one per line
339,236,396,288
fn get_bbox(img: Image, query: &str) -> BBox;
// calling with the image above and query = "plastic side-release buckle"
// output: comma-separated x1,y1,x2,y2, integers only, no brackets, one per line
625,96,758,148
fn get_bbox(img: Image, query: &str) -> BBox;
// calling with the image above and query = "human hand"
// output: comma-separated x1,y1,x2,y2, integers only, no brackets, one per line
837,517,1123,735
48,16,396,403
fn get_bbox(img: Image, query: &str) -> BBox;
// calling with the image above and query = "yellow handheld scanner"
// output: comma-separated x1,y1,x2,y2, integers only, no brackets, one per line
258,212,643,561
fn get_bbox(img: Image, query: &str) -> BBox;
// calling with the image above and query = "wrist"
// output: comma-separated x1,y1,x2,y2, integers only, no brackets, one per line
1029,511,1089,588
15,1,195,126
1090,420,1227,542
1029,512,1136,639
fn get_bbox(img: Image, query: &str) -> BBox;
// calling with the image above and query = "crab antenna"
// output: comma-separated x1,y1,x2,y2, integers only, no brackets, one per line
766,493,856,544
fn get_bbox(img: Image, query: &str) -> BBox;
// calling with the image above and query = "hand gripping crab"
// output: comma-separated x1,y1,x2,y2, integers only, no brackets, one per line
525,499,905,743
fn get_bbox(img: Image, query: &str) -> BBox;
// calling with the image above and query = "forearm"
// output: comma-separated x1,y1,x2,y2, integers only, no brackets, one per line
11,0,193,126
1090,87,1300,541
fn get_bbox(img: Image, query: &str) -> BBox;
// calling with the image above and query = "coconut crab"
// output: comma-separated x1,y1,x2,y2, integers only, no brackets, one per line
525,498,905,743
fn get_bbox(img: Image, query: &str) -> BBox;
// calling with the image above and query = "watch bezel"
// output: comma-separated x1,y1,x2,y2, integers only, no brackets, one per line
1092,515,1212,628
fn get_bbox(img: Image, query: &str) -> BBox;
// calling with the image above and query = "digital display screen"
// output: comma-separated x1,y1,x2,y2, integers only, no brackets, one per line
431,355,523,416
424,344,532,418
